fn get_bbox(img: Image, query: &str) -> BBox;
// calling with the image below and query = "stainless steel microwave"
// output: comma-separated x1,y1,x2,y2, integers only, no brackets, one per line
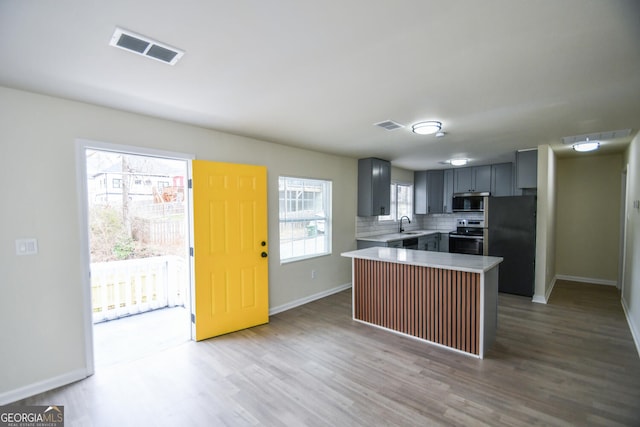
452,192,490,212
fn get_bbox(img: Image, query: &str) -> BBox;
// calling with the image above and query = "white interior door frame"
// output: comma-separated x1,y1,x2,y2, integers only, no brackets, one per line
619,165,629,292
75,139,195,376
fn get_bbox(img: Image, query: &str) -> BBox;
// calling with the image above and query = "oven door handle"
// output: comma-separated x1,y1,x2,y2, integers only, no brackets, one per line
449,235,483,240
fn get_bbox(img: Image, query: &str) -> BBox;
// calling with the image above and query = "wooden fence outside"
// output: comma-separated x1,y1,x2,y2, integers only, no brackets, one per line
132,216,185,245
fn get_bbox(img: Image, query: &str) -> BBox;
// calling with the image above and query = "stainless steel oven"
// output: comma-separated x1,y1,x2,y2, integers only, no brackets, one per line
449,218,487,255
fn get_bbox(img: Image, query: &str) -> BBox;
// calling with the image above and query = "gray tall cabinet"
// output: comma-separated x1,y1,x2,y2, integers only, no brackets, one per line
358,157,391,216
443,169,454,213
414,170,444,214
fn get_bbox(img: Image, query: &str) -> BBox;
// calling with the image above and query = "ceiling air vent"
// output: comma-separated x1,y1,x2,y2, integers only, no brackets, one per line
374,120,404,131
561,129,631,145
109,27,184,65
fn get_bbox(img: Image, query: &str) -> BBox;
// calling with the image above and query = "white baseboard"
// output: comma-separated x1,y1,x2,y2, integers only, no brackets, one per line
269,283,352,316
532,276,556,304
555,274,617,287
0,368,90,406
621,297,640,358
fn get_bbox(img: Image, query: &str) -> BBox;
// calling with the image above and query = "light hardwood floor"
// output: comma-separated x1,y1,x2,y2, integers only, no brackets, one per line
16,280,640,426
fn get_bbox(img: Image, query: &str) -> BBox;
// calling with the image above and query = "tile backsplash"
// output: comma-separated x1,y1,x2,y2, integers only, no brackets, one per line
421,214,459,231
356,214,459,237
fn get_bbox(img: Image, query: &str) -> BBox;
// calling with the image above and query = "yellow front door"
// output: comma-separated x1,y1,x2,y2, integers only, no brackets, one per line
192,160,269,341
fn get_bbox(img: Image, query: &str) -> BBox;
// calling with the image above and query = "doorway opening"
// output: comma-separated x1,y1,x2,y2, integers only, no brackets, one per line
82,144,192,367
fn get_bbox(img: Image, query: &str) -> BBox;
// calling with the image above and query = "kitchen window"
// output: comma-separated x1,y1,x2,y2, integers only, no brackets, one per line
279,176,332,263
379,182,413,222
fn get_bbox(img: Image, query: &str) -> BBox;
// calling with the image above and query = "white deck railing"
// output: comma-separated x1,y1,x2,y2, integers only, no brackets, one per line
91,256,188,323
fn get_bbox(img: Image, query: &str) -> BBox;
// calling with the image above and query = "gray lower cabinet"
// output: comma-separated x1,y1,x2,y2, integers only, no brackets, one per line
491,162,514,197
414,170,444,214
439,232,449,252
357,240,402,249
419,234,439,251
358,157,391,216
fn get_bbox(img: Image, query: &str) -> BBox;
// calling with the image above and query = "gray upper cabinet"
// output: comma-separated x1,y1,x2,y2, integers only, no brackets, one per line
414,170,427,214
443,169,454,213
416,162,513,214
454,165,491,193
414,170,444,214
454,167,472,193
358,157,391,216
516,150,538,188
491,162,514,197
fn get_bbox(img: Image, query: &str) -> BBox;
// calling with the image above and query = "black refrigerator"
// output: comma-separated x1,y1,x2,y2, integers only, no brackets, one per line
488,195,536,296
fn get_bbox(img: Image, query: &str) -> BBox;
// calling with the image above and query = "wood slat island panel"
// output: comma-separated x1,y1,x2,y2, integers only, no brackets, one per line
342,247,502,358
353,259,480,355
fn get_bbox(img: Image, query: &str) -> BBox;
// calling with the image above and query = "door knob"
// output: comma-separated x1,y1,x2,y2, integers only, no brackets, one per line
261,252,268,258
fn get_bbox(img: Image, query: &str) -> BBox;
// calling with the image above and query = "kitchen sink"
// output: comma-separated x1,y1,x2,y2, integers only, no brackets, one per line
402,232,421,235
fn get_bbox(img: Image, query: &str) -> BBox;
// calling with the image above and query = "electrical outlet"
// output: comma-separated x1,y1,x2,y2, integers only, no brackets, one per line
311,270,317,279
16,238,38,256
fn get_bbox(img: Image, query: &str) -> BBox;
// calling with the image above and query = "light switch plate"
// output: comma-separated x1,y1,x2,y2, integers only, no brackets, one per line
16,238,38,255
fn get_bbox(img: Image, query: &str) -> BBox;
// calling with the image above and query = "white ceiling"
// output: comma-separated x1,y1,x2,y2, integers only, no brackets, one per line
1,0,639,170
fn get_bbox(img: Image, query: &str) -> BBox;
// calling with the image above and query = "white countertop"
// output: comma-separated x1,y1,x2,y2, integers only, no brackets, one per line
341,247,503,273
356,229,445,243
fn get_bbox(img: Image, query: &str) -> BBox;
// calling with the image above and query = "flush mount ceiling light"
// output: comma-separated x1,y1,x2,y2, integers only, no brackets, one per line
412,121,442,135
109,27,184,65
449,159,468,166
573,139,600,152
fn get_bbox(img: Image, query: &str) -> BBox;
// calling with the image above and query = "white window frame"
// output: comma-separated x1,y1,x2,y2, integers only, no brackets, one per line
278,176,332,263
378,182,413,223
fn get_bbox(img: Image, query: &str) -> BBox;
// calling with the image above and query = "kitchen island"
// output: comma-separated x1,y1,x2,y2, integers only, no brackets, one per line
341,247,503,358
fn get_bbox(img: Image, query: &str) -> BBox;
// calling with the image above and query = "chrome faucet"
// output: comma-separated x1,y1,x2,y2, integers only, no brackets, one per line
399,215,411,233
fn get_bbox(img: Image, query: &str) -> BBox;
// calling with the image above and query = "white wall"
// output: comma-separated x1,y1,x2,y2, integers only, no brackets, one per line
0,86,357,402
533,145,557,303
555,154,623,284
622,134,640,355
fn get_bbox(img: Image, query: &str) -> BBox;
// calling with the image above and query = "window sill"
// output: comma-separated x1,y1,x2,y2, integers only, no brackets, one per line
280,252,332,265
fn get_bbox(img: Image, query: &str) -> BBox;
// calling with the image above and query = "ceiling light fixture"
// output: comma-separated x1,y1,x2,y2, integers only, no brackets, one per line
572,138,600,152
412,121,442,135
450,159,468,166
